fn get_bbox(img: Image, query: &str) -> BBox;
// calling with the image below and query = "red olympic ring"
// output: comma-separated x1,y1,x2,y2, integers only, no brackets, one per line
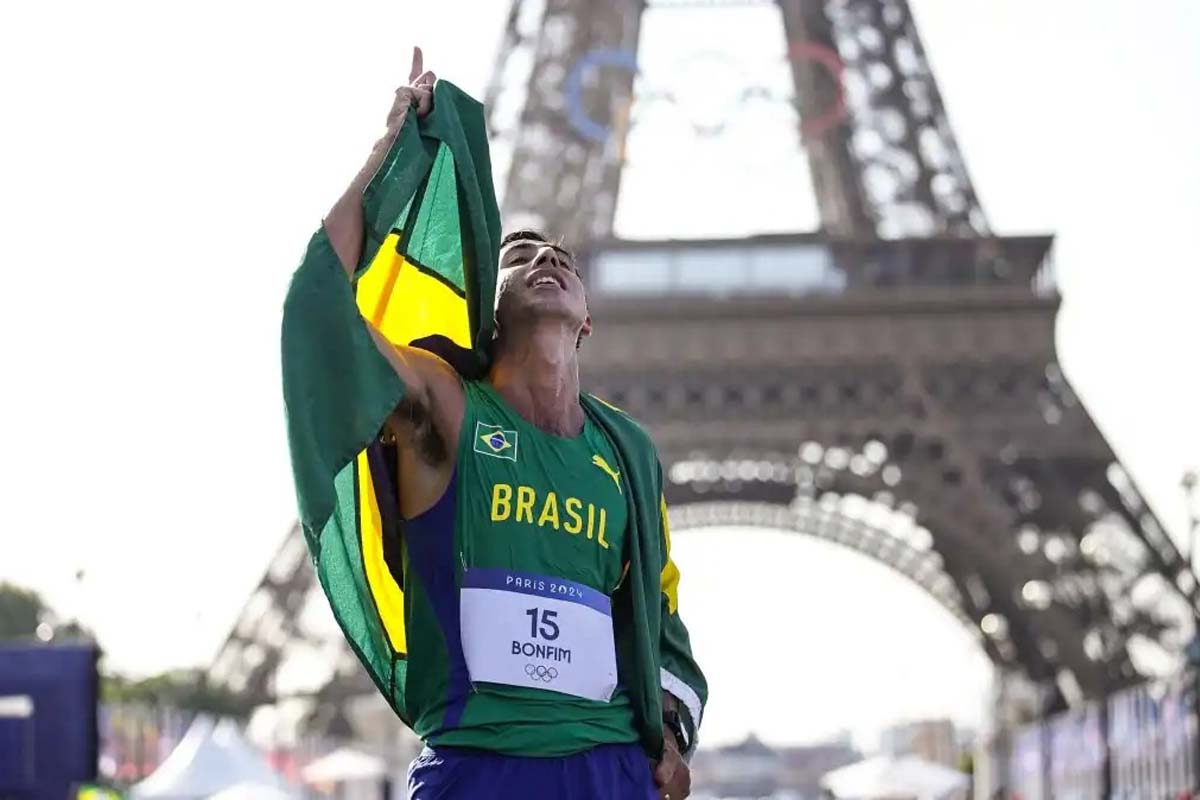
786,41,849,140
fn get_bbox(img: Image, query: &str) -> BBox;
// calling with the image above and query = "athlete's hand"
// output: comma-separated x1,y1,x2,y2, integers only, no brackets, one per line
386,46,436,129
653,730,690,799
328,45,438,274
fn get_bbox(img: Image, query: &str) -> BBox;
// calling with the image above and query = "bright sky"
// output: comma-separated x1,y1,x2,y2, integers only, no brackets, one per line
2,0,1198,749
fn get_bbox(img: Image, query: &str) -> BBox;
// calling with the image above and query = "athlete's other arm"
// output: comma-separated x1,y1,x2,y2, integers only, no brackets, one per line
322,47,464,514
655,692,691,799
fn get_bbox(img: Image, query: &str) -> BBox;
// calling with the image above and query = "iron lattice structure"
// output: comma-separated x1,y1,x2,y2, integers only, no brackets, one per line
579,234,1192,699
487,0,988,240
210,0,1194,727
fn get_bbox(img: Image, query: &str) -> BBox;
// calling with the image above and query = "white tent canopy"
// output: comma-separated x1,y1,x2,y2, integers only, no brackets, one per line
302,747,387,783
821,754,969,800
130,715,294,800
207,783,297,800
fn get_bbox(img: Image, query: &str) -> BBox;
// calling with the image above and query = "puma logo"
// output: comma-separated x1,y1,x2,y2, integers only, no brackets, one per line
592,454,622,493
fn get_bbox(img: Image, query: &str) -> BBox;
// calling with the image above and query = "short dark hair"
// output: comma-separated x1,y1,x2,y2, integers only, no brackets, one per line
501,228,551,248
500,229,575,262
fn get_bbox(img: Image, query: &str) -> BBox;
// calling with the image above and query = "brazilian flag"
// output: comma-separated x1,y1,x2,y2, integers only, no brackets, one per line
282,81,705,756
281,81,499,720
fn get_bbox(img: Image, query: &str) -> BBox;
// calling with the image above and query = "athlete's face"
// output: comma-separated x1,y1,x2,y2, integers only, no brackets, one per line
495,239,591,342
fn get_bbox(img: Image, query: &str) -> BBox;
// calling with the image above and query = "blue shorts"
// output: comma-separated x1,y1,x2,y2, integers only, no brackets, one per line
407,742,659,799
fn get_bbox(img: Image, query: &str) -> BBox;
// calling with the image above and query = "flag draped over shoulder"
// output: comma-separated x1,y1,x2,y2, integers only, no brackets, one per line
280,81,499,720
280,81,706,757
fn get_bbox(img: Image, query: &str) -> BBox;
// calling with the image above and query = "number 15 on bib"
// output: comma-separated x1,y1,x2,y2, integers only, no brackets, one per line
459,568,619,702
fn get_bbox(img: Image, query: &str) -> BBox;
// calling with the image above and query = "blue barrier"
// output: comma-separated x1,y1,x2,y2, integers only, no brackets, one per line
0,643,99,800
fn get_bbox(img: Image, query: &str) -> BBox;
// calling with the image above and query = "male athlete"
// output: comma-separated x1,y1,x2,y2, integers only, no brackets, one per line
322,49,705,798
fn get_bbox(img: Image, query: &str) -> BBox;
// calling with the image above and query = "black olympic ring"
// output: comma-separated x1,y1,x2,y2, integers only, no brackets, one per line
564,42,847,143
524,664,559,682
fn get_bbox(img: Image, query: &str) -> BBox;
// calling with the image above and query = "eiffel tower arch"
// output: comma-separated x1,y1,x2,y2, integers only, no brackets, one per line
211,0,1195,732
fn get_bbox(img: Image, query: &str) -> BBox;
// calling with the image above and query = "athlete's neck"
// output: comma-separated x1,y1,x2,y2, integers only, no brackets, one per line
489,321,583,437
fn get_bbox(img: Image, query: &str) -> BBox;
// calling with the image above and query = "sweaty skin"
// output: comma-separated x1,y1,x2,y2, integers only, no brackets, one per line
321,46,690,800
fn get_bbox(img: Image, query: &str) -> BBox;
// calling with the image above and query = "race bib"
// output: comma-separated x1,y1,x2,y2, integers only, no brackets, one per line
460,568,618,702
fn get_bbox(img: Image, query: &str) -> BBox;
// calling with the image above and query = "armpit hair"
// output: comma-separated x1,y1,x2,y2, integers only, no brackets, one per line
390,388,448,466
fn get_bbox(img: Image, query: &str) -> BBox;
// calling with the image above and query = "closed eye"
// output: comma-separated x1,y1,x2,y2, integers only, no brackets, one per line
502,250,532,269
500,242,579,276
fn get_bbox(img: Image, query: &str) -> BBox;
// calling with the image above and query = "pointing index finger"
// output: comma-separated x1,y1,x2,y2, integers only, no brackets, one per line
408,46,424,84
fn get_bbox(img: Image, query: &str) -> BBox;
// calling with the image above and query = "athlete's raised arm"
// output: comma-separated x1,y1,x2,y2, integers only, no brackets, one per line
321,47,465,511
325,47,433,278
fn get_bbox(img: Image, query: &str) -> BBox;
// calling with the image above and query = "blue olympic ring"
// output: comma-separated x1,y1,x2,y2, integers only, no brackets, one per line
563,47,639,144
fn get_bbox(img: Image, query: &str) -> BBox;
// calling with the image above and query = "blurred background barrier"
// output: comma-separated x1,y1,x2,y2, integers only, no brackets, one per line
1002,672,1199,800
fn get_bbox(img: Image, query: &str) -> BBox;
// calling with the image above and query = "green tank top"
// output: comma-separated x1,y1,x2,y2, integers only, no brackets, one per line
404,379,637,756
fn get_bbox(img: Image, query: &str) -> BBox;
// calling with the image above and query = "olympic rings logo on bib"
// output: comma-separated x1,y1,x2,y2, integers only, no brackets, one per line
525,664,559,682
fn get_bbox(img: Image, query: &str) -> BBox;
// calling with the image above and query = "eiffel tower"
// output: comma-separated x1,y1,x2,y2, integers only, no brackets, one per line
210,0,1194,738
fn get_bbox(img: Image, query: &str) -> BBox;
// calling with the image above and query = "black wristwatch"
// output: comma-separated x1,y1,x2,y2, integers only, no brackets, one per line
662,708,689,753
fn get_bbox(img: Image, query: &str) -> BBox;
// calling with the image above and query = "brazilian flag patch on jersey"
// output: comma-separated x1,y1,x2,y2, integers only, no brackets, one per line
474,421,518,461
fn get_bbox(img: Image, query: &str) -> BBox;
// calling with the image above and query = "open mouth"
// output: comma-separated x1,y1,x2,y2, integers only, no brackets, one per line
527,270,565,290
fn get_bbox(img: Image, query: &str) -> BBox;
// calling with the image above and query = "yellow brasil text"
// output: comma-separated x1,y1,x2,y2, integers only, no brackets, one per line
490,483,611,549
